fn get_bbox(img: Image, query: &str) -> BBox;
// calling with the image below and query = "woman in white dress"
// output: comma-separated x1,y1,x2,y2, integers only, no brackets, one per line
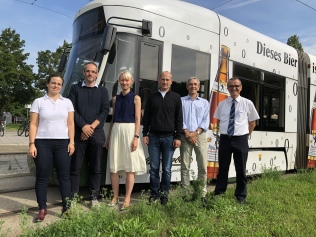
105,71,147,210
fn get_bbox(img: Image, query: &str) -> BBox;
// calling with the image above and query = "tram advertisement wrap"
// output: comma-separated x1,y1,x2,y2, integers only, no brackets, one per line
207,45,230,179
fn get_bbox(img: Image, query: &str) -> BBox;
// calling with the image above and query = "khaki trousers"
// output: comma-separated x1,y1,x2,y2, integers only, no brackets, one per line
180,133,207,197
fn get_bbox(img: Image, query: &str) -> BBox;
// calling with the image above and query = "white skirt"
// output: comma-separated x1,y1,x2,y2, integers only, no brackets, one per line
109,123,147,176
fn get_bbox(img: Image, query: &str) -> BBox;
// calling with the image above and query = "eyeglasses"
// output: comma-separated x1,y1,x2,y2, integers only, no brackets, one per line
85,70,97,74
228,85,241,88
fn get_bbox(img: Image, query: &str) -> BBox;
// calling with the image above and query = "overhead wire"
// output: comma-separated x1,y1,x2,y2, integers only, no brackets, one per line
15,0,73,18
295,0,316,12
210,0,233,10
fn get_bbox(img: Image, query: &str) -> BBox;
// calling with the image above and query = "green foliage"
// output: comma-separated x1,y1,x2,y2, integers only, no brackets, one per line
19,170,316,237
0,28,41,116
260,166,283,180
287,35,304,52
111,217,156,236
35,40,72,91
169,224,204,237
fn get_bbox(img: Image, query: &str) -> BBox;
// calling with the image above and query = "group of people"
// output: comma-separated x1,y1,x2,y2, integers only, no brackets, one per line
28,61,259,221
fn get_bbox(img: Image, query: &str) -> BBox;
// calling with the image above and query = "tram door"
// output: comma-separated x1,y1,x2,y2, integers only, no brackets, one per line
137,38,163,118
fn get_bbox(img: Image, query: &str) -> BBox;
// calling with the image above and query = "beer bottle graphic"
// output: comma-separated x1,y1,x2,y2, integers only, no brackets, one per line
207,45,230,179
308,91,316,168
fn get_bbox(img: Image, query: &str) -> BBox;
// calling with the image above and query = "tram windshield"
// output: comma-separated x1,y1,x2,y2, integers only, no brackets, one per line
61,6,106,96
61,32,137,97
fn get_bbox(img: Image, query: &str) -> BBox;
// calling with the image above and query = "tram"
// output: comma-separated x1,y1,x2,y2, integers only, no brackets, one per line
57,0,316,186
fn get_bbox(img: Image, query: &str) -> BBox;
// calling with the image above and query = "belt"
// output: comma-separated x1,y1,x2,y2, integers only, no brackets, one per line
149,131,174,138
221,134,248,138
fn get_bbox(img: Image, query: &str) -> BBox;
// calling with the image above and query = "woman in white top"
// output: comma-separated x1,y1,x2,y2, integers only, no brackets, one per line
28,74,75,221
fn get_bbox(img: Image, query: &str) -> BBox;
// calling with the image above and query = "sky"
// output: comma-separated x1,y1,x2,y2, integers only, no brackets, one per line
1,0,316,73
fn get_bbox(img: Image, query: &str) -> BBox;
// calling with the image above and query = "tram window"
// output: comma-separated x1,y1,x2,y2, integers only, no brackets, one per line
239,79,259,107
262,87,285,131
233,64,285,132
102,34,138,121
171,45,210,99
264,73,285,88
139,42,159,81
139,41,162,116
234,64,260,81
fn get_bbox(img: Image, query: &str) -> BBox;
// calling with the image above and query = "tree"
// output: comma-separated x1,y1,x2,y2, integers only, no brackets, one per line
35,40,72,91
287,35,304,52
0,28,41,117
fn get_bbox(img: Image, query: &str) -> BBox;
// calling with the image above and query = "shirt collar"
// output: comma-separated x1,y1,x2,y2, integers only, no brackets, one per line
185,95,200,100
82,81,98,88
229,95,240,102
44,94,63,100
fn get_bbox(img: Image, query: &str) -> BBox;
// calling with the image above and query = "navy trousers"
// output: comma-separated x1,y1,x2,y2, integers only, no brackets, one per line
70,130,105,199
214,134,248,201
34,139,71,211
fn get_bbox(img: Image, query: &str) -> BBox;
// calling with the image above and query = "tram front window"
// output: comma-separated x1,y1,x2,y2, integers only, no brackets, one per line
61,6,106,96
102,34,138,101
61,37,104,96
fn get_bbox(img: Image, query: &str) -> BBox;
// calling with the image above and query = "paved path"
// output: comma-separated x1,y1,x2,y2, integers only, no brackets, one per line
0,131,29,154
0,130,35,236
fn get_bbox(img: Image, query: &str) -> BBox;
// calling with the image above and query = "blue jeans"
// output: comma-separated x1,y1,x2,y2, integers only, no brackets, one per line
148,134,175,197
34,139,71,211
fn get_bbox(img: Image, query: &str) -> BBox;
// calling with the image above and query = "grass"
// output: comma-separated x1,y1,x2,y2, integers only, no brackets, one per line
3,123,20,132
3,169,316,236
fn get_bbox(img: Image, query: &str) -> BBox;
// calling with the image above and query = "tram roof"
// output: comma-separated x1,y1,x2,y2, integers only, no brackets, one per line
75,0,220,33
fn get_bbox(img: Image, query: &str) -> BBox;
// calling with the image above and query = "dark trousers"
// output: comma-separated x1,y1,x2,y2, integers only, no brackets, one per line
215,134,248,201
70,130,105,199
34,139,71,211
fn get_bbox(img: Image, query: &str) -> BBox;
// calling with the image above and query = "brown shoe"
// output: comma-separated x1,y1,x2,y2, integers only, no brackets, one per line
37,209,47,221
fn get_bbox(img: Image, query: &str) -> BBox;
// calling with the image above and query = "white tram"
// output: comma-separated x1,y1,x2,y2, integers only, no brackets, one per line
58,0,316,185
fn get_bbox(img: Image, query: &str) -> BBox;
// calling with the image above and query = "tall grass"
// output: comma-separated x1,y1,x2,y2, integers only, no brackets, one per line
9,169,316,236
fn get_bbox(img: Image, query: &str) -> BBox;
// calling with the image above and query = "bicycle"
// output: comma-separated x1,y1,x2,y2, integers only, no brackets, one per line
17,119,29,136
24,122,30,137
0,120,4,137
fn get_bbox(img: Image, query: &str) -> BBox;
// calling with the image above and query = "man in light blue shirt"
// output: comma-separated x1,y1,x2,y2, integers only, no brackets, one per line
180,77,210,202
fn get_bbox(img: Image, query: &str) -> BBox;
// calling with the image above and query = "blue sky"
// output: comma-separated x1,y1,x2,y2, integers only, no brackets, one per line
1,0,315,73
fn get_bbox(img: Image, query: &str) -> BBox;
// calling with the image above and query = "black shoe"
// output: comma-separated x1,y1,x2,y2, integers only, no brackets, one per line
149,196,159,203
236,199,247,205
160,196,168,206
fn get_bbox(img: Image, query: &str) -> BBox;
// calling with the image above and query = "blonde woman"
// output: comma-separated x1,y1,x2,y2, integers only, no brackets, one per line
105,71,147,210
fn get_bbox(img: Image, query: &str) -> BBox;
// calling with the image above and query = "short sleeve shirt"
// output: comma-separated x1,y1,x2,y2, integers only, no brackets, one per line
214,96,259,135
30,94,74,139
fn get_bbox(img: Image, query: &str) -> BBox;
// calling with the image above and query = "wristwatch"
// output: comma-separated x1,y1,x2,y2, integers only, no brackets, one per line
134,135,140,138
